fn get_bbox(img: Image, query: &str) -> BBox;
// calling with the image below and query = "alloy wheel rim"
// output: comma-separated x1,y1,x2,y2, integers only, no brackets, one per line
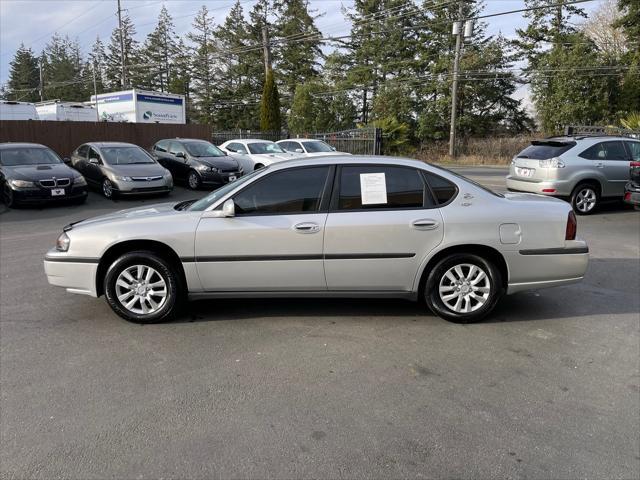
189,172,199,189
103,179,113,197
115,265,167,315
575,188,596,212
438,263,491,314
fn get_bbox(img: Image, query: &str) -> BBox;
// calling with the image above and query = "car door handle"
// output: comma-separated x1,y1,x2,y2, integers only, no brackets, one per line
294,222,320,233
412,219,439,230
594,162,604,168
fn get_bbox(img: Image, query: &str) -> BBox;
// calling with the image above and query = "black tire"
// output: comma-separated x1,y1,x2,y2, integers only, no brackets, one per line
102,178,116,200
423,253,503,324
187,170,201,190
570,183,599,215
2,183,18,208
104,251,181,324
254,163,265,170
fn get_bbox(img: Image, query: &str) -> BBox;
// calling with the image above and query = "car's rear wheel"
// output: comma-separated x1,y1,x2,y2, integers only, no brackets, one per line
102,178,116,199
187,170,201,190
424,253,503,323
571,183,599,215
104,251,180,323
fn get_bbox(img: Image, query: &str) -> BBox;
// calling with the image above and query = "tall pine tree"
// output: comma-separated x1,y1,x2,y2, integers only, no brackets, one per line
187,5,217,124
140,6,178,92
105,12,140,89
6,44,40,102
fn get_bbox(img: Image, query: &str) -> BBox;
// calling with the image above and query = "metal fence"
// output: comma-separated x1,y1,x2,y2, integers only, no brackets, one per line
211,127,382,155
0,120,211,157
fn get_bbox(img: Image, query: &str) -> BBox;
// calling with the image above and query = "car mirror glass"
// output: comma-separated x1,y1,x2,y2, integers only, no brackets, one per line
89,157,100,164
222,199,235,217
295,148,303,153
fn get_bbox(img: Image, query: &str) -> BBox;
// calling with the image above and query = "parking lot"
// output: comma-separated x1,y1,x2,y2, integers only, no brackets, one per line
1,166,638,478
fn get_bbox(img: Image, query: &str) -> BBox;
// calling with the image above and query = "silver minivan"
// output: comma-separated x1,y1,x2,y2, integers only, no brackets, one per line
506,136,640,214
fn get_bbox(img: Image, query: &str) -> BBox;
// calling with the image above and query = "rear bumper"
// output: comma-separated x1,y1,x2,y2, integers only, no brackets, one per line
623,182,640,206
506,177,572,197
44,251,99,297
504,242,589,294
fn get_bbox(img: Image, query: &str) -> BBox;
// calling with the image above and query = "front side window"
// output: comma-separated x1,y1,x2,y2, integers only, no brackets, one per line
154,140,169,152
0,147,62,166
278,142,292,151
88,147,101,161
101,146,155,165
337,165,428,210
233,166,329,215
228,143,247,154
247,142,286,155
169,142,187,156
580,141,628,161
184,141,224,157
302,141,333,153
76,145,89,158
625,141,640,161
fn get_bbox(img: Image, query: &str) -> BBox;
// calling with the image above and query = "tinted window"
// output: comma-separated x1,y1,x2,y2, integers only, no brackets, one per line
77,145,89,157
247,142,286,154
234,166,329,215
169,142,186,156
228,143,247,154
337,165,427,210
0,147,62,166
88,147,100,160
303,141,333,153
154,140,169,152
625,141,640,161
580,141,628,160
517,141,575,160
424,172,457,205
184,141,224,157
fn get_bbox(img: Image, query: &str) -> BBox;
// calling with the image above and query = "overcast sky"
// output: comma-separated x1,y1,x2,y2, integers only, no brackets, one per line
0,0,601,97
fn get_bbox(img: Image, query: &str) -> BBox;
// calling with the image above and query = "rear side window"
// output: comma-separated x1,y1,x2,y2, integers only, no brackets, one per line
233,166,330,215
424,172,458,205
580,141,628,161
516,141,576,160
625,141,640,161
337,165,429,210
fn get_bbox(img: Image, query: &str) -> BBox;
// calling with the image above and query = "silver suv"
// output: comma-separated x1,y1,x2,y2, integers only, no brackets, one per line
507,136,640,214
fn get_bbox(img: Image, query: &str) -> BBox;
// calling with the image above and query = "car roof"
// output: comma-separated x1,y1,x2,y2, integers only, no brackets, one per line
266,155,432,171
158,138,211,143
85,142,138,148
227,139,274,144
0,142,48,150
545,135,635,143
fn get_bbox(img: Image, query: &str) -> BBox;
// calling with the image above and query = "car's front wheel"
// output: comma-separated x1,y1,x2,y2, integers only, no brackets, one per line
571,183,599,215
104,251,180,323
187,170,201,190
102,178,116,199
2,183,18,208
424,253,503,323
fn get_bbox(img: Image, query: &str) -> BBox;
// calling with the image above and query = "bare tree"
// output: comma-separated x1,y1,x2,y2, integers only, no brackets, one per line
582,0,628,59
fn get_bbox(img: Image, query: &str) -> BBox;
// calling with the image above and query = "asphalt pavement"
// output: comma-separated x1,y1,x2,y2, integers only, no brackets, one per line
1,167,638,479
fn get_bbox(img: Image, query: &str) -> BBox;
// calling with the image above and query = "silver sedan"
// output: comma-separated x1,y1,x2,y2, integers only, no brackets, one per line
44,156,589,324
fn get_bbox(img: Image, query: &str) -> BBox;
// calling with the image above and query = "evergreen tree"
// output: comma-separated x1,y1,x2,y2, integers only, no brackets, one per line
273,0,323,100
42,34,87,101
289,80,356,133
105,13,140,89
614,0,640,114
187,5,217,124
6,44,40,101
260,68,281,130
141,6,178,92
87,36,107,95
169,39,195,121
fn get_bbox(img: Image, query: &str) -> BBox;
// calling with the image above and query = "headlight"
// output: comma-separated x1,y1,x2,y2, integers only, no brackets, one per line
74,175,87,186
9,179,35,188
539,157,565,168
163,170,172,178
115,176,132,182
56,232,70,252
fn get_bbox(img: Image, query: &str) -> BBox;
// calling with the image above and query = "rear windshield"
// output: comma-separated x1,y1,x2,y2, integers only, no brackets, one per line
0,147,62,166
516,141,576,160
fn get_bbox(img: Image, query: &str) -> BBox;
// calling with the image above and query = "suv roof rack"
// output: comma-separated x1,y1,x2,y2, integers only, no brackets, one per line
564,125,640,139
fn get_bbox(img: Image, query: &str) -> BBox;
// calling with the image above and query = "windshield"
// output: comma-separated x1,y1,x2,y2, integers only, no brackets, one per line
430,164,504,198
247,142,285,154
516,141,576,160
188,168,265,211
184,141,225,158
101,146,155,165
0,147,62,166
302,141,334,153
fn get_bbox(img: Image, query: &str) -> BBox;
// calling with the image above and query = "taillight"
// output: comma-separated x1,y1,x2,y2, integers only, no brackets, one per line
566,211,577,240
631,161,640,168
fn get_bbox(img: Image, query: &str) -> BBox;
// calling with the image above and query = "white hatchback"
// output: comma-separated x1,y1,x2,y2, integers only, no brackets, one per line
218,139,297,172
277,139,351,157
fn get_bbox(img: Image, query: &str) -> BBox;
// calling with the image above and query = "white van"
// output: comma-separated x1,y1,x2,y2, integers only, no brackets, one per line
0,100,39,120
35,101,97,122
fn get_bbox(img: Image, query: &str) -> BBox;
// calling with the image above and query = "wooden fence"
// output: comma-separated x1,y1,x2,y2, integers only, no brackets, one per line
0,120,211,157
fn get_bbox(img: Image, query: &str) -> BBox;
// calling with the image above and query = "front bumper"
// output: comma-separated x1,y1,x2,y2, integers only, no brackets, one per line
112,178,173,195
199,170,243,185
623,182,640,206
504,241,589,294
10,185,88,204
506,176,572,197
44,250,99,297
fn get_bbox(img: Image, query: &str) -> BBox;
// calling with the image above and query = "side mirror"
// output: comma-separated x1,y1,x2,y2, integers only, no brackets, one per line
175,151,186,159
63,157,71,164
223,151,228,156
203,199,236,218
331,146,337,151
295,148,304,153
89,157,100,165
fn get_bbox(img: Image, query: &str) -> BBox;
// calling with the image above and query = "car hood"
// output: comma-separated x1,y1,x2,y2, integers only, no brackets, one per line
194,156,238,169
73,202,182,229
106,163,166,176
3,163,80,181
252,152,297,161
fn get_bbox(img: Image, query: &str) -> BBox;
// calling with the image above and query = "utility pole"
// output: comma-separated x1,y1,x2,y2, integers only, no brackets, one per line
38,58,44,102
448,1,465,158
92,63,100,121
117,0,126,88
261,23,272,75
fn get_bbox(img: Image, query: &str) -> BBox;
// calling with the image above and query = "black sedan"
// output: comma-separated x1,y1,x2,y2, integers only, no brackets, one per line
151,138,243,190
623,160,640,209
0,143,88,208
